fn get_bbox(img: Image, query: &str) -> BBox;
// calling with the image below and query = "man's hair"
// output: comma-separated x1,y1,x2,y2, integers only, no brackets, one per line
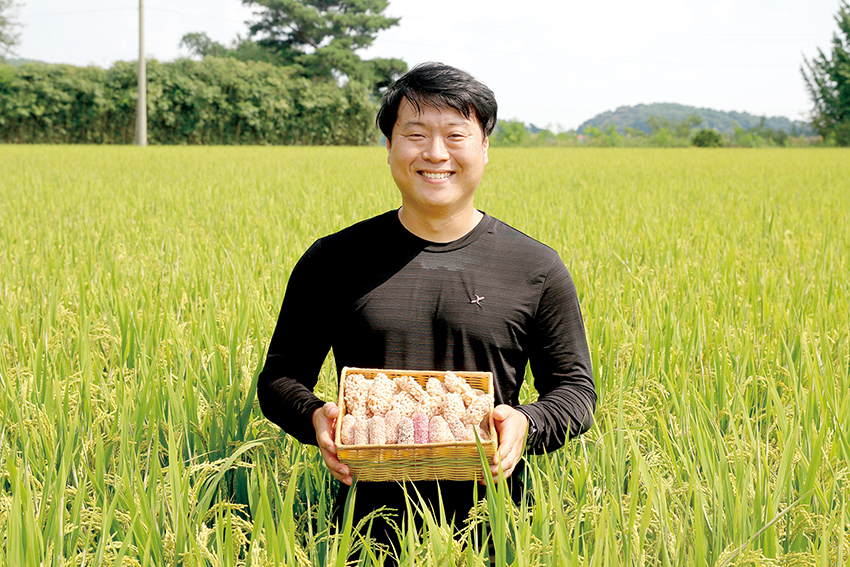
376,62,498,139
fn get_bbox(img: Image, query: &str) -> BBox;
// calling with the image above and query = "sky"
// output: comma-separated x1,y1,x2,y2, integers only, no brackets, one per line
12,0,844,131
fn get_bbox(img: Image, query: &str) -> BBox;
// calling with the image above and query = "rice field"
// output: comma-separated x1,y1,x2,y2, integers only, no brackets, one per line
0,145,848,566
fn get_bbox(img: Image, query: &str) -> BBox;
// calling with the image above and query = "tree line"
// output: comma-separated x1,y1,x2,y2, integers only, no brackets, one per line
577,102,812,139
1,0,849,146
0,0,403,145
0,57,378,145
489,116,825,149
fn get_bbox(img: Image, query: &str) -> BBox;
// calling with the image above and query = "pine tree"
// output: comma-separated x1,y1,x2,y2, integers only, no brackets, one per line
244,0,406,93
802,1,850,146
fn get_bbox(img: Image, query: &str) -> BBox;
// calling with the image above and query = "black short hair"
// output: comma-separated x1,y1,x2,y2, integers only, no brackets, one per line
376,62,498,139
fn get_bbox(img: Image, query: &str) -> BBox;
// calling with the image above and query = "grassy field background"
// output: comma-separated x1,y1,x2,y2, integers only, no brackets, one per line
1,146,848,565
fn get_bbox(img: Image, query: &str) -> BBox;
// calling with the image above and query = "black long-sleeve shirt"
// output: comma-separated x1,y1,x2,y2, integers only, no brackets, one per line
258,210,595,452
257,210,596,533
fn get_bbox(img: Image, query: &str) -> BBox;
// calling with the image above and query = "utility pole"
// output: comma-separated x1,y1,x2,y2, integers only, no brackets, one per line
135,0,147,146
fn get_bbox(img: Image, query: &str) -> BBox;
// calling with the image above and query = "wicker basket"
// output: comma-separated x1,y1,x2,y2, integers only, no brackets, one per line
335,367,497,482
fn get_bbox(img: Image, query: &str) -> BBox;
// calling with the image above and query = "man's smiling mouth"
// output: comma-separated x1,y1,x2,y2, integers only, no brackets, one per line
420,172,452,179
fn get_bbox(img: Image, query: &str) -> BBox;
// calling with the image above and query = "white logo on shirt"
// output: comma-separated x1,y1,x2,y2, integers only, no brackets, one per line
470,294,485,306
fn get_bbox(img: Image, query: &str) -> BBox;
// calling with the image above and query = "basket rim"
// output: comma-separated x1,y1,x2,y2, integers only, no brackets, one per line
338,439,493,450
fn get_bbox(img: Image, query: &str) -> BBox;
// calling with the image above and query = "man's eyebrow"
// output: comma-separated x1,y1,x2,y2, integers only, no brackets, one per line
400,120,473,128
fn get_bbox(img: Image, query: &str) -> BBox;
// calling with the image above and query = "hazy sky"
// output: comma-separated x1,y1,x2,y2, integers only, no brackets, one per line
13,0,843,130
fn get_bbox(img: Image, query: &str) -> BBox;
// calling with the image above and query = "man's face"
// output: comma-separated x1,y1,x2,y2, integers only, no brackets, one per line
386,99,489,221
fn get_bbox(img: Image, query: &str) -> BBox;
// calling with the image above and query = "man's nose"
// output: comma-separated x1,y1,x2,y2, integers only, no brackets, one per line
422,137,449,162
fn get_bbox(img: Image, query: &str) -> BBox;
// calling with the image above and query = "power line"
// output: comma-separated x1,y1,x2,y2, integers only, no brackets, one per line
25,4,250,24
146,6,251,24
26,7,135,17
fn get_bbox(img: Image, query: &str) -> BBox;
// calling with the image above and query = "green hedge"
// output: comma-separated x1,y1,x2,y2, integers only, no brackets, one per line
0,57,379,145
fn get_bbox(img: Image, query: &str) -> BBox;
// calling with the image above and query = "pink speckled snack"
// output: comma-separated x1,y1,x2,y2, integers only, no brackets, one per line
412,412,429,444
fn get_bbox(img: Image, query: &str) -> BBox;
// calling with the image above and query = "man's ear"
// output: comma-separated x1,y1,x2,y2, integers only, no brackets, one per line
483,136,489,165
386,137,392,164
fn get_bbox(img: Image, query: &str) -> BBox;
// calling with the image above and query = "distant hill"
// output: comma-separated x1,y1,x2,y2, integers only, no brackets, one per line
578,103,812,136
2,58,45,67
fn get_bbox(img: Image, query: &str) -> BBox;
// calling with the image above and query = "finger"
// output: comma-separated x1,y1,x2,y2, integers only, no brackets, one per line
318,434,336,455
326,460,351,481
491,457,515,479
492,450,519,477
492,404,510,422
491,424,525,479
483,458,517,483
328,467,353,485
490,451,512,478
316,420,336,446
323,402,340,418
320,447,352,485
494,433,519,462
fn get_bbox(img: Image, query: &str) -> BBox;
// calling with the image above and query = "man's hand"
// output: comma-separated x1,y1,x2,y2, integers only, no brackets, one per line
488,404,528,482
312,402,352,486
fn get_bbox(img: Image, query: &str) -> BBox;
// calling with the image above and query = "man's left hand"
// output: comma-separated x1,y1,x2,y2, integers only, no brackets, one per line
488,404,528,482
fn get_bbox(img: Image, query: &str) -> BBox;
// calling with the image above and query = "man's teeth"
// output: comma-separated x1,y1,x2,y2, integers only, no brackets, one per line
422,172,451,179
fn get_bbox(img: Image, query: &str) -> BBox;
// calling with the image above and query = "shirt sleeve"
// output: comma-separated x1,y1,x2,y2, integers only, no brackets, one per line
517,259,596,454
257,240,333,446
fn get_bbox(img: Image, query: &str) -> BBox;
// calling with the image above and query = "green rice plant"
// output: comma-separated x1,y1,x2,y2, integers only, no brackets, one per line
1,146,848,565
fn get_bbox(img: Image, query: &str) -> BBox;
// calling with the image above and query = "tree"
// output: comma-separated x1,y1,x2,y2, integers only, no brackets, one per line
647,114,702,140
584,123,624,147
179,32,284,65
242,0,406,94
180,32,230,59
0,0,20,60
802,0,850,146
674,114,702,138
691,128,724,148
490,119,531,147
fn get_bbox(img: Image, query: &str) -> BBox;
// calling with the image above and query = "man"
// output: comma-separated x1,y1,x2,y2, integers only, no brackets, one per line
257,62,596,549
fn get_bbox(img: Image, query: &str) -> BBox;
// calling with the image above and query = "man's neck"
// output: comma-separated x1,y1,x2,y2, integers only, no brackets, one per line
397,206,484,243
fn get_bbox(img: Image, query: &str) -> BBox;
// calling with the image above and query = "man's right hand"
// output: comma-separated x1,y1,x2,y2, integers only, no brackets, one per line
312,402,352,486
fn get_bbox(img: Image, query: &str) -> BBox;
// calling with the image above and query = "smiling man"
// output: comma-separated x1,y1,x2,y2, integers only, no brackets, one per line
257,62,596,555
